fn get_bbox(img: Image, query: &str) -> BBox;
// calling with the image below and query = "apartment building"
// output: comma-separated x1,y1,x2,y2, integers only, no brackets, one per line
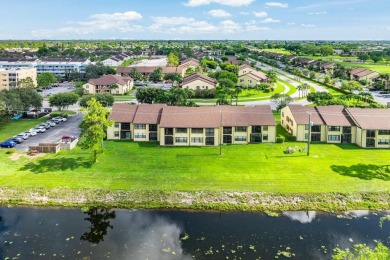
107,104,277,146
83,74,134,95
350,68,379,86
181,73,217,90
0,67,37,90
0,58,91,77
237,64,268,87
281,105,390,148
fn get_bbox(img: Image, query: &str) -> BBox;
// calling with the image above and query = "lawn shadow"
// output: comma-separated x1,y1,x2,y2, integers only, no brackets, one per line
137,142,159,148
331,164,390,181
176,153,219,158
19,156,93,174
335,143,366,150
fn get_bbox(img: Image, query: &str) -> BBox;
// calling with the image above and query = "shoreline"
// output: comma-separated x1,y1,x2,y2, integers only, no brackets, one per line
0,187,389,212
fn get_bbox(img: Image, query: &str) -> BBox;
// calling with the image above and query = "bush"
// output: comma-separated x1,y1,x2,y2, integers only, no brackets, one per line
6,148,16,154
50,112,69,118
276,136,285,143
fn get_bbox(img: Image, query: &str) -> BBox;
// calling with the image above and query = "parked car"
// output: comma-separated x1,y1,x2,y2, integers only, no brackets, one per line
53,116,67,122
15,133,29,140
46,121,57,127
33,127,46,133
11,136,24,144
39,123,51,129
51,118,62,124
25,130,37,136
0,139,17,148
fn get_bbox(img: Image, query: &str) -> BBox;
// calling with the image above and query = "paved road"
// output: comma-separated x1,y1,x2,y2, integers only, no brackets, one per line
40,83,75,97
15,113,84,151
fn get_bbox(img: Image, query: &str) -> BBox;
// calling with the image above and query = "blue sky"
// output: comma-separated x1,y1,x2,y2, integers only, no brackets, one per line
0,0,389,40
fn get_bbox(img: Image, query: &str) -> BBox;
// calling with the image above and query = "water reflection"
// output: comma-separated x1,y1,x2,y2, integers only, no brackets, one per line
283,211,316,223
80,208,116,244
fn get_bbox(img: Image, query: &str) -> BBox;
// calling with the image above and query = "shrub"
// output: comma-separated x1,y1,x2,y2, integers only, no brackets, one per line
6,148,16,154
276,136,285,143
50,112,69,118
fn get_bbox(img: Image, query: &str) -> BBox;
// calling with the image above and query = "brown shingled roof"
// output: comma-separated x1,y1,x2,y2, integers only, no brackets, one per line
182,73,217,86
315,106,355,127
346,108,390,130
88,74,133,86
133,104,166,124
242,71,268,81
108,103,138,123
288,105,324,125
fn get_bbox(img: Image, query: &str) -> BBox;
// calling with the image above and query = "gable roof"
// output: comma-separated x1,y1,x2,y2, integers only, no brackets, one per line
315,106,355,127
287,105,324,125
346,108,390,130
108,103,138,123
88,74,133,86
241,70,268,81
133,104,165,124
182,73,217,86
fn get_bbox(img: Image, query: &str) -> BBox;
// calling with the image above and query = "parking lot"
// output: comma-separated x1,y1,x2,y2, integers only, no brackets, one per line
40,83,75,97
14,113,83,151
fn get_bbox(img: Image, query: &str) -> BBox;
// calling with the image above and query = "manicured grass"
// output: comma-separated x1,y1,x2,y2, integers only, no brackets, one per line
1,141,389,194
119,57,147,67
0,118,48,141
262,48,292,55
113,95,136,102
337,62,390,74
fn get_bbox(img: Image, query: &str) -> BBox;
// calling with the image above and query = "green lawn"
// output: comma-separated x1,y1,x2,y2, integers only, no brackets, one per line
262,48,292,55
337,62,390,74
0,118,47,140
1,141,389,194
113,95,136,102
119,57,147,67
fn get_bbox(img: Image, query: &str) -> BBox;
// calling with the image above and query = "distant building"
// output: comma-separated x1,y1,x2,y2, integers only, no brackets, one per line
0,67,37,90
83,74,133,95
0,58,91,77
238,65,268,87
181,73,217,90
350,68,379,86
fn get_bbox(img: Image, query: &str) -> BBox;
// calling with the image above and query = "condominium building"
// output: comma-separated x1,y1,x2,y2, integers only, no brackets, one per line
0,58,91,77
0,67,37,90
281,105,390,148
83,74,134,95
107,104,277,145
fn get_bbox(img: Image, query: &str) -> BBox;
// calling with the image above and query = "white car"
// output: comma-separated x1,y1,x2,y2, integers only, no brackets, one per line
46,121,57,127
33,127,46,133
25,130,37,136
53,116,67,122
15,133,29,140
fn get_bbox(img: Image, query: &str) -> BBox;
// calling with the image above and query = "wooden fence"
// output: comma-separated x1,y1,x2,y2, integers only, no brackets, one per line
29,143,60,153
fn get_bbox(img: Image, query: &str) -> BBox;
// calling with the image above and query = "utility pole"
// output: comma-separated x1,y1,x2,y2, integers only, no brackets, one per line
219,110,222,156
307,112,311,156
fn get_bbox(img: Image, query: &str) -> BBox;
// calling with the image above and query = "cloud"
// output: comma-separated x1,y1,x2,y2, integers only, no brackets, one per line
308,11,327,15
301,23,316,27
260,18,281,23
208,9,232,17
239,11,250,15
184,0,254,7
253,11,268,18
245,25,270,31
219,20,241,33
31,11,143,37
283,211,316,223
287,22,296,25
265,2,288,8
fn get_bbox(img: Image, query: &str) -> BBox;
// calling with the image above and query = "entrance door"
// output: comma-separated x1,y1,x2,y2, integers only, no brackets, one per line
120,131,131,140
311,133,321,142
342,134,351,143
366,138,375,148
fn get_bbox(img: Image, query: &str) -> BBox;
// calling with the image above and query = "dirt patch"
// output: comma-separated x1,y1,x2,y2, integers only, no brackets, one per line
9,153,46,161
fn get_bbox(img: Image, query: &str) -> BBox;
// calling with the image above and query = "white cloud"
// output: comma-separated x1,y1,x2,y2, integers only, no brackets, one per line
245,20,257,25
245,25,270,31
253,11,268,18
301,23,316,27
265,2,289,8
287,22,296,25
239,11,250,15
283,211,316,223
308,11,327,15
208,9,232,17
219,20,241,33
260,18,281,23
184,0,254,7
31,11,143,37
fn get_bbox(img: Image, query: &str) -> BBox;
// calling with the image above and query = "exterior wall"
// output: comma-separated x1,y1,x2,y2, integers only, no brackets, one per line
102,59,121,67
356,127,362,147
159,127,220,146
0,68,37,90
238,74,262,87
83,81,132,95
281,107,298,137
182,79,216,90
238,67,257,77
107,123,122,140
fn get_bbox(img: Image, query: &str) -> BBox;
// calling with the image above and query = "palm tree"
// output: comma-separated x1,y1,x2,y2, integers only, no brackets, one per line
379,73,390,89
234,87,242,106
358,91,373,103
296,84,303,98
266,70,278,87
301,83,310,97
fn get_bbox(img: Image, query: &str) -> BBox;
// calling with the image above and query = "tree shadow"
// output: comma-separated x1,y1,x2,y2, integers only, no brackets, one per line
331,164,390,181
80,208,116,244
19,157,92,174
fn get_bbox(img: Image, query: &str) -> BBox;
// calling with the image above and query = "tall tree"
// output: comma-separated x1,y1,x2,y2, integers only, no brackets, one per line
266,70,278,86
49,92,79,112
167,52,179,67
37,72,57,87
79,98,114,163
150,67,163,82
271,93,294,111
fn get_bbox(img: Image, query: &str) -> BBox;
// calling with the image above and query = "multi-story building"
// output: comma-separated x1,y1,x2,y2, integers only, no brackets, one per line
107,104,277,146
181,73,217,90
238,64,268,88
83,74,134,95
0,58,91,77
0,67,37,90
281,105,390,148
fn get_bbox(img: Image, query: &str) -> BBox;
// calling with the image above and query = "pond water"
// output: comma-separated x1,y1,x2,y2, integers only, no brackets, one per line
0,207,389,259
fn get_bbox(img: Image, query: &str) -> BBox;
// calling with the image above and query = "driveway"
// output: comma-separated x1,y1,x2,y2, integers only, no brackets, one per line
15,113,84,151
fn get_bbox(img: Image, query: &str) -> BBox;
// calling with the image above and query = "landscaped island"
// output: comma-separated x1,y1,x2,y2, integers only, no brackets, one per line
0,141,389,212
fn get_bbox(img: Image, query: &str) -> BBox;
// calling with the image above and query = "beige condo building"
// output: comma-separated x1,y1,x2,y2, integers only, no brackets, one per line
0,67,37,90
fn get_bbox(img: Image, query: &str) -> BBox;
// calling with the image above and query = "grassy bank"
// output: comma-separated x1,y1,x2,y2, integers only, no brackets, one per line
0,141,389,211
0,118,47,140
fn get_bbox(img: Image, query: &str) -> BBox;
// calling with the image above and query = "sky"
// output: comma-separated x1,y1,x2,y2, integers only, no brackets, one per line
0,0,389,40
